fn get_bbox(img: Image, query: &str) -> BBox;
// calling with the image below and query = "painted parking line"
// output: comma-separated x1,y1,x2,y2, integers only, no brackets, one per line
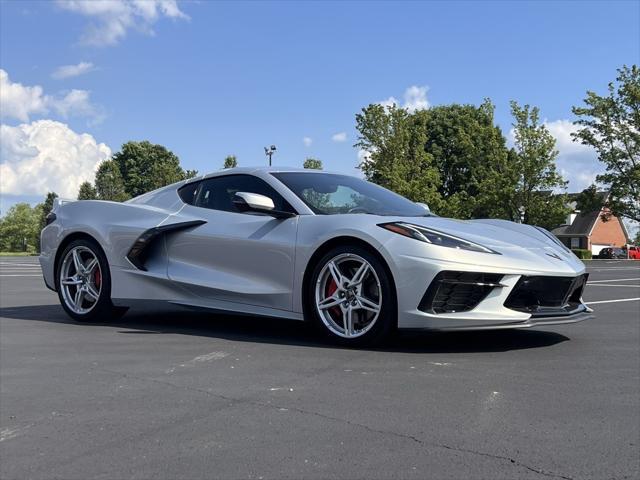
586,297,640,305
0,274,42,277
588,278,640,283
587,284,640,288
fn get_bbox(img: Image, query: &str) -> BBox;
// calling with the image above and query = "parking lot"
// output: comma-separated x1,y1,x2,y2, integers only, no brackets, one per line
1,257,638,480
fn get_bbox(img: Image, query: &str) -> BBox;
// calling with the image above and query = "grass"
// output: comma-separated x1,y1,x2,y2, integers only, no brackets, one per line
0,252,38,256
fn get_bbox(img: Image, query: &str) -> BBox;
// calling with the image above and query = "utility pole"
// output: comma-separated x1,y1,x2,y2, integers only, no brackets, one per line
264,145,276,166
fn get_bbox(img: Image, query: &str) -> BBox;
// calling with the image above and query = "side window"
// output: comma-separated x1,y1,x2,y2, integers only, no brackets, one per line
194,175,295,214
178,181,199,205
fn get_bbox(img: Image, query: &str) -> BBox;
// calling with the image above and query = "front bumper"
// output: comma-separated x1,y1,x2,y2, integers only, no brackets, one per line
392,252,592,331
410,305,594,332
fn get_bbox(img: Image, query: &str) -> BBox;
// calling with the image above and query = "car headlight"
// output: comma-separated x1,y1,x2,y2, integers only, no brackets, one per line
534,226,571,253
379,222,500,254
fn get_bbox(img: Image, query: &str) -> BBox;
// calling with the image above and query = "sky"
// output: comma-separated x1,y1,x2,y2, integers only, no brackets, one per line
1,0,639,217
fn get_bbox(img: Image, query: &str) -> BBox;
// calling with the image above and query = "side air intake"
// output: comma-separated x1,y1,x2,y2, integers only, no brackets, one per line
126,220,206,271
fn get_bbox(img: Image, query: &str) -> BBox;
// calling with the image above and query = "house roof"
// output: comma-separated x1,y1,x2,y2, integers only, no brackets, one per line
552,210,601,236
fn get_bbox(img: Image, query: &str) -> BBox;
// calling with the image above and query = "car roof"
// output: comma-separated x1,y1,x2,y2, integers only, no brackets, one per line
184,166,351,184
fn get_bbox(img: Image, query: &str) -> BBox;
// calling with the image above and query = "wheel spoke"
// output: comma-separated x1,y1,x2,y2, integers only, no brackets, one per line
343,308,353,337
349,262,369,286
61,277,82,285
84,257,98,274
85,285,99,302
72,249,83,274
327,261,342,286
73,288,84,309
318,295,342,310
356,295,380,313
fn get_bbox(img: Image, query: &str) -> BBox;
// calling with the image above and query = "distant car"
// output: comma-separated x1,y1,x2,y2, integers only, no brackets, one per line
40,167,593,345
599,247,628,259
627,246,640,260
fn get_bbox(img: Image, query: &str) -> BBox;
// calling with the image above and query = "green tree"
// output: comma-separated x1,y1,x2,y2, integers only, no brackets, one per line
77,181,97,200
223,155,238,169
112,141,192,198
575,184,602,213
355,104,443,213
572,65,640,222
0,203,42,252
303,158,323,170
36,191,58,250
509,101,569,229
355,100,514,218
95,160,129,201
38,192,58,233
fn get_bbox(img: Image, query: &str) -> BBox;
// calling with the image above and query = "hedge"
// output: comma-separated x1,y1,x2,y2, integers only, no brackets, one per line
571,249,592,259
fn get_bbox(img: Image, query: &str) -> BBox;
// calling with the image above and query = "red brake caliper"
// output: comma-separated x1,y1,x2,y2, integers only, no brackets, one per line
325,278,342,319
94,268,101,289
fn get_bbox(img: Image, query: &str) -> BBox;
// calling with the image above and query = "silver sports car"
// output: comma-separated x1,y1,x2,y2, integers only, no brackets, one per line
40,167,593,345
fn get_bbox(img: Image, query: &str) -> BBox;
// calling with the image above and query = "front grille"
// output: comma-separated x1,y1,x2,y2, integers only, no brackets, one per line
419,271,504,314
504,274,588,316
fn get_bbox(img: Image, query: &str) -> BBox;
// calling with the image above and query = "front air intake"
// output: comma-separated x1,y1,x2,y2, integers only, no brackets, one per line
504,274,588,316
419,271,504,314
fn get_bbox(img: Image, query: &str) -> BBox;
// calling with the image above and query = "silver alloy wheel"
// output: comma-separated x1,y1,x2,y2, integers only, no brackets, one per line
315,253,382,338
59,246,102,315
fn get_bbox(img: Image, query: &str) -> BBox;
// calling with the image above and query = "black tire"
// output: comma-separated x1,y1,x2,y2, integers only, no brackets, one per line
305,245,396,347
55,238,121,322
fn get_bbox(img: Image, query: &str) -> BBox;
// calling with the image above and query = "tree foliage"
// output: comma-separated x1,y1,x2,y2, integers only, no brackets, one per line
95,160,129,201
223,155,238,169
508,101,569,229
38,192,58,233
111,141,195,198
77,181,97,200
572,65,640,222
575,184,602,213
0,203,42,252
303,158,323,170
355,100,516,218
356,104,442,213
355,99,569,228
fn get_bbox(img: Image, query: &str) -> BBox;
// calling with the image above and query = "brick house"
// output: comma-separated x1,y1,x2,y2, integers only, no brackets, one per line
552,191,630,256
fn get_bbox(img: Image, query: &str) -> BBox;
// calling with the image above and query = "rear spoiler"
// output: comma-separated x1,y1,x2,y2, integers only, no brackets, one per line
52,198,76,211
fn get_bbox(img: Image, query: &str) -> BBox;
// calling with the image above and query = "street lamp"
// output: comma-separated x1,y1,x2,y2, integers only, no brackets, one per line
264,145,276,166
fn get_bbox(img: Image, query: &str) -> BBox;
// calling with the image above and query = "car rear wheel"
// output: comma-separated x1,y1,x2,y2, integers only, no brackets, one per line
307,246,396,346
56,239,120,322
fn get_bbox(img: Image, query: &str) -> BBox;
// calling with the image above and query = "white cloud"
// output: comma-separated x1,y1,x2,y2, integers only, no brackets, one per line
51,62,95,80
0,69,101,123
303,136,313,147
357,149,372,164
378,85,430,113
545,119,602,193
403,85,429,112
331,132,347,142
57,0,189,46
0,120,111,197
0,70,48,122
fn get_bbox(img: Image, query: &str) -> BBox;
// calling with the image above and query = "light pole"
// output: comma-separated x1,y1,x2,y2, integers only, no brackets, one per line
264,145,276,166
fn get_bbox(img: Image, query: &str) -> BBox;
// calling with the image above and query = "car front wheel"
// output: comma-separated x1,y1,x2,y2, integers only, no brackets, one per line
308,246,396,346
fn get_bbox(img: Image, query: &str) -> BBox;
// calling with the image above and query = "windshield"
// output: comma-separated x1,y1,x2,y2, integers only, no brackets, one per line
272,172,428,216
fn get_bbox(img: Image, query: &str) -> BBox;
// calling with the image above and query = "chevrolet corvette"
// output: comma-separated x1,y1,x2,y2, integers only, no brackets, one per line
40,167,593,345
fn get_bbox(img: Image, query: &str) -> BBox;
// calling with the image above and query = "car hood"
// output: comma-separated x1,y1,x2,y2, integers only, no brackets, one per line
373,215,584,273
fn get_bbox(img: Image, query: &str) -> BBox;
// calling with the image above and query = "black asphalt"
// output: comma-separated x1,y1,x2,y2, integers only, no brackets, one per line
1,258,638,480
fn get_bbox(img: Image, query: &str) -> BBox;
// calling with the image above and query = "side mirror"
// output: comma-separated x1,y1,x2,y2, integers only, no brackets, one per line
233,192,295,219
416,202,431,214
